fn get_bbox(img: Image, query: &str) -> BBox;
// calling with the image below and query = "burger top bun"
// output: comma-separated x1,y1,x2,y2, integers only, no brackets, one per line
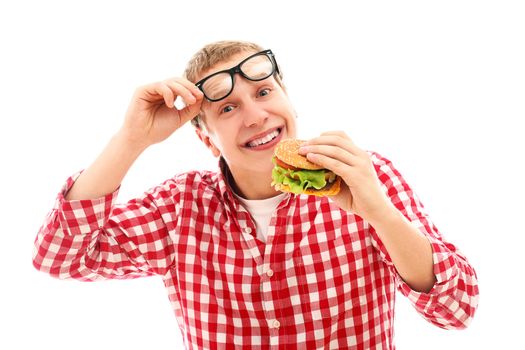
274,139,323,170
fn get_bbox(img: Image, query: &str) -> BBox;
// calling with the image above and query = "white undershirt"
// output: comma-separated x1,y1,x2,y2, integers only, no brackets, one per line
234,192,287,243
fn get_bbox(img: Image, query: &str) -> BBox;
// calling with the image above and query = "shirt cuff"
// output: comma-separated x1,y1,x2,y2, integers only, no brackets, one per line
55,171,120,235
397,230,460,301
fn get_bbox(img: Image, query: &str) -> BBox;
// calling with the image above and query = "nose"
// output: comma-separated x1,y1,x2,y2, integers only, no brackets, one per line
243,100,269,127
234,79,269,128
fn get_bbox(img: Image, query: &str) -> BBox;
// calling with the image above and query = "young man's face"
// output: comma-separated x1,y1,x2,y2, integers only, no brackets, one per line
195,50,298,182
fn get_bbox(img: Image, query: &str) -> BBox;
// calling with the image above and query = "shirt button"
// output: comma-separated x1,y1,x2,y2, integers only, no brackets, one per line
266,269,274,277
272,319,281,329
243,227,252,234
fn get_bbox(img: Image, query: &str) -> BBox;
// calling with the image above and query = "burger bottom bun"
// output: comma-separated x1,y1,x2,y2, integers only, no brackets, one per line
274,176,342,197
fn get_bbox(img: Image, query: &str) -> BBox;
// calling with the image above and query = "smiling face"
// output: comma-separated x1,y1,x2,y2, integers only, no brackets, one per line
194,50,298,195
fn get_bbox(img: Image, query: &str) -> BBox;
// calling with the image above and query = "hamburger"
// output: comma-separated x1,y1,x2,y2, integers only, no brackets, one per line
271,139,341,196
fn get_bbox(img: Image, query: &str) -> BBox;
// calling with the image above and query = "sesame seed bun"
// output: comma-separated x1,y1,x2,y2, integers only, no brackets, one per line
274,139,323,170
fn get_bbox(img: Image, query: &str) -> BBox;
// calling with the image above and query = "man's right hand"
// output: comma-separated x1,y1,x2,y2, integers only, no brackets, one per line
120,77,204,149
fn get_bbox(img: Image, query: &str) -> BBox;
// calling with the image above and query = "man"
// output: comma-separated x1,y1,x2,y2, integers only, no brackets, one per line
33,40,479,349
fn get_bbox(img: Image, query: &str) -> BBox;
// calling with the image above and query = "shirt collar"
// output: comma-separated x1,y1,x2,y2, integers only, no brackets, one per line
218,157,241,210
217,157,295,211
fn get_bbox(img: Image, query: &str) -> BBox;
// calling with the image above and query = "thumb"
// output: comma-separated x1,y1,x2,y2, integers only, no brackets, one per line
177,98,203,126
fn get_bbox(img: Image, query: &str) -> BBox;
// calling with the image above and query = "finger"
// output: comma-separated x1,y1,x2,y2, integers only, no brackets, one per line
304,130,350,141
166,80,197,107
177,98,203,125
171,77,204,99
299,144,360,166
306,132,353,147
303,134,363,156
305,152,351,176
140,83,176,108
321,130,349,138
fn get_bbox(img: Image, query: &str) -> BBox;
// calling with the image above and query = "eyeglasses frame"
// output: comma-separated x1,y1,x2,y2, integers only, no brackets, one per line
195,49,281,102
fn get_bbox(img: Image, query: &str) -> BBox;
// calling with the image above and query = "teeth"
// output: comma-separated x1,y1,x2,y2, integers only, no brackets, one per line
248,129,280,147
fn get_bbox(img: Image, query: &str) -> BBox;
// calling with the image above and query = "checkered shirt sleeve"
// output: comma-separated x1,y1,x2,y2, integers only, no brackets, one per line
32,171,178,280
369,152,479,329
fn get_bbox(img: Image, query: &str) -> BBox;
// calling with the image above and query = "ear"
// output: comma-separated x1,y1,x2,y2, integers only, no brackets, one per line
195,127,221,158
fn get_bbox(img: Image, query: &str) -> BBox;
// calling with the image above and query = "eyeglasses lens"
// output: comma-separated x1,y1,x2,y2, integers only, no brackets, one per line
201,73,233,101
240,54,274,80
202,53,274,101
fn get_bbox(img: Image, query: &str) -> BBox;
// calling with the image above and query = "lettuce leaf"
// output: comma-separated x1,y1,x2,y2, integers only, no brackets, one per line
272,163,327,194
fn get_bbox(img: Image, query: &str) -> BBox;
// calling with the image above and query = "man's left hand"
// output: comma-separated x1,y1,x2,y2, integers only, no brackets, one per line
298,131,396,222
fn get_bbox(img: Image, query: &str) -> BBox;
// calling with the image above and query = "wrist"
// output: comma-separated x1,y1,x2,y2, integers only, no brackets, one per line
365,203,404,229
114,128,149,155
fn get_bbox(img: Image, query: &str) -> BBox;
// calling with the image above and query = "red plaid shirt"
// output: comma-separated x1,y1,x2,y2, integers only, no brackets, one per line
33,152,478,349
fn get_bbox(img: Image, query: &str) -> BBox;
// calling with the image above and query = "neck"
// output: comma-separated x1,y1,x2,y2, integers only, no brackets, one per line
225,164,280,200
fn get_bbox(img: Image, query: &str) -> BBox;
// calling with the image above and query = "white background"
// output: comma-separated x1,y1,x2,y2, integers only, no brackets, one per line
1,0,524,349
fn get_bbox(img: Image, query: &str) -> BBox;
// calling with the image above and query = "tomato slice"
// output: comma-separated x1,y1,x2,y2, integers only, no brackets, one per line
274,157,300,171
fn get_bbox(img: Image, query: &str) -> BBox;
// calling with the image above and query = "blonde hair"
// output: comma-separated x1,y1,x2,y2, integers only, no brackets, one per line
183,40,284,128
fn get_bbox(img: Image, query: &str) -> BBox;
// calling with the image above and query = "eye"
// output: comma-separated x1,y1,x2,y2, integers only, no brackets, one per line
258,88,271,97
221,105,235,114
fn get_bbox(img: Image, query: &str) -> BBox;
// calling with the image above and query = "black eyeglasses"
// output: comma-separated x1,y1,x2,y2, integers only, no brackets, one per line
195,49,280,102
